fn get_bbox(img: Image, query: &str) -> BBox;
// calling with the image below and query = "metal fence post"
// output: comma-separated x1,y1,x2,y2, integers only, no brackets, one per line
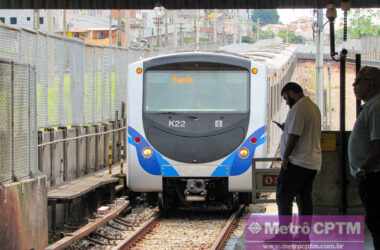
252,159,257,204
62,127,68,182
11,62,15,182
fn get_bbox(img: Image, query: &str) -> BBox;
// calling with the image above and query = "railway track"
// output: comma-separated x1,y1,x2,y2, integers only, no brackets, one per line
118,205,245,250
47,201,158,250
47,198,245,250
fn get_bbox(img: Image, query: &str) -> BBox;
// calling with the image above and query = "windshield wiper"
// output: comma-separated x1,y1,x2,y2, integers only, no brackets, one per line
157,111,178,115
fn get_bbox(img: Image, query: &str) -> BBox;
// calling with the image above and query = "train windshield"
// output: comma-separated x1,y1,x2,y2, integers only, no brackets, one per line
144,70,249,113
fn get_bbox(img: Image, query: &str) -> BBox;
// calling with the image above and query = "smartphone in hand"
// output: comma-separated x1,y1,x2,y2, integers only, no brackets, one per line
272,120,284,130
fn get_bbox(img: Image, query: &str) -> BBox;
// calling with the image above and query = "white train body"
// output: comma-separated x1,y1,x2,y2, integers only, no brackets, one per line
127,45,297,206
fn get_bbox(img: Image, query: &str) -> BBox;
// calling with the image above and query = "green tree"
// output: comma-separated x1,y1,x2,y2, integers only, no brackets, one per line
337,9,380,39
260,30,275,39
241,36,255,43
277,29,305,44
250,9,280,25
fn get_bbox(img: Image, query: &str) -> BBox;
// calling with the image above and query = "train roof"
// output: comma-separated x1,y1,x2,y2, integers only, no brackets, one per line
131,40,296,74
221,40,297,71
134,50,254,65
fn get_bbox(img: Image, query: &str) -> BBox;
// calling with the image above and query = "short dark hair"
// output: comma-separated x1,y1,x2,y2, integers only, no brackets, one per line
359,66,380,83
281,82,304,96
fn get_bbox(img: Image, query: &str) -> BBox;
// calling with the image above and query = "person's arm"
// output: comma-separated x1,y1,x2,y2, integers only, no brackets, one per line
282,134,300,170
281,106,305,169
361,104,380,173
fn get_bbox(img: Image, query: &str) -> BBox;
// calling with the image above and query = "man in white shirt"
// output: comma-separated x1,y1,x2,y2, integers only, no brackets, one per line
277,82,321,217
348,66,380,250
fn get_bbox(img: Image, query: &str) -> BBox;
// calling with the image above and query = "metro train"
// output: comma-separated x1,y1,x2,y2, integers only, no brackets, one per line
127,44,297,210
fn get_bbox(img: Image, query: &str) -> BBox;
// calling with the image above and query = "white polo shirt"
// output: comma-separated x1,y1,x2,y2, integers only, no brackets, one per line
280,96,322,171
348,94,380,176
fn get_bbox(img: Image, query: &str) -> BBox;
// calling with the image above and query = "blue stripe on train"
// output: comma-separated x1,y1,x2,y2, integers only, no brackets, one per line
211,126,266,176
128,126,266,177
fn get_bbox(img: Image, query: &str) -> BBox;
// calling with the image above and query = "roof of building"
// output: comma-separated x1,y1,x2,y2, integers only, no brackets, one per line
1,0,380,9
58,16,119,32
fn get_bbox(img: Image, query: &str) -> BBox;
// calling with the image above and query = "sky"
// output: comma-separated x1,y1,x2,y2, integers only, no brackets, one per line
278,9,314,24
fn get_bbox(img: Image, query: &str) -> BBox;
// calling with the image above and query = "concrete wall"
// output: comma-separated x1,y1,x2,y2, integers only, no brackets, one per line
0,176,48,250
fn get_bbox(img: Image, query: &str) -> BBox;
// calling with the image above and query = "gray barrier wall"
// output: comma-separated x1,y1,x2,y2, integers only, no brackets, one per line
0,60,38,184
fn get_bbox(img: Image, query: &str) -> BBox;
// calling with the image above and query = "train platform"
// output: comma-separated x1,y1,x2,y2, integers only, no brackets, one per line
47,164,125,201
225,202,376,250
48,164,126,231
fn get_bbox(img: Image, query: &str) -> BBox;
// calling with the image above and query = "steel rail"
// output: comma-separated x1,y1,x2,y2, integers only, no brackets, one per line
210,205,245,250
45,200,129,250
116,213,160,250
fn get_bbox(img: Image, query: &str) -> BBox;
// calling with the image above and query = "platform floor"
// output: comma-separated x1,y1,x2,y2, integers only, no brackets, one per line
230,201,374,250
48,164,124,201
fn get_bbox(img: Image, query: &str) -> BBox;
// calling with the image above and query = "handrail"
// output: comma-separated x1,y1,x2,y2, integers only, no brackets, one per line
253,157,282,163
38,126,127,147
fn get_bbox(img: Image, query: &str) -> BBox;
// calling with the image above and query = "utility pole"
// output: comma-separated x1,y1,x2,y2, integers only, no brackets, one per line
179,23,184,47
156,16,160,47
327,64,332,128
47,10,53,33
316,9,325,127
109,10,113,46
33,9,40,31
222,11,226,45
213,11,217,43
116,10,122,47
165,11,168,46
173,12,178,49
124,10,130,48
233,10,238,43
195,10,200,50
63,10,67,36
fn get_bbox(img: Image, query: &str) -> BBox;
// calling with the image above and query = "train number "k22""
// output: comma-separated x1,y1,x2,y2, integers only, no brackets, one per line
168,120,186,128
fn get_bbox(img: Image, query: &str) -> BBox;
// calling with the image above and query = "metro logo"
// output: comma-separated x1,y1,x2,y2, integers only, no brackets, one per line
171,74,193,84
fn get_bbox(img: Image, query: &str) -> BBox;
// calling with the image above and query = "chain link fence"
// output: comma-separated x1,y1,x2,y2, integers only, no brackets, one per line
0,25,131,128
0,60,37,184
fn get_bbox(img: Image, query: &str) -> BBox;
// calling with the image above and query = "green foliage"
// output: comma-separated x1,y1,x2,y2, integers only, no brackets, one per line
241,36,255,43
250,9,280,25
338,9,380,39
277,29,305,44
184,37,194,44
260,30,275,39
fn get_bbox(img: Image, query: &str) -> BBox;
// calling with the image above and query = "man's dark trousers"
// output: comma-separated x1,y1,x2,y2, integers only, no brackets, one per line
358,172,380,250
276,162,317,216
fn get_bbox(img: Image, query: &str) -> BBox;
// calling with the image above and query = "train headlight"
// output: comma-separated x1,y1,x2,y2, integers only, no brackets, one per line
251,67,258,75
142,147,153,158
239,148,249,159
136,67,143,74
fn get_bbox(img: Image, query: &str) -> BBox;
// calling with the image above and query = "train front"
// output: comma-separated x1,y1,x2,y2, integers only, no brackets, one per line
127,52,267,209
